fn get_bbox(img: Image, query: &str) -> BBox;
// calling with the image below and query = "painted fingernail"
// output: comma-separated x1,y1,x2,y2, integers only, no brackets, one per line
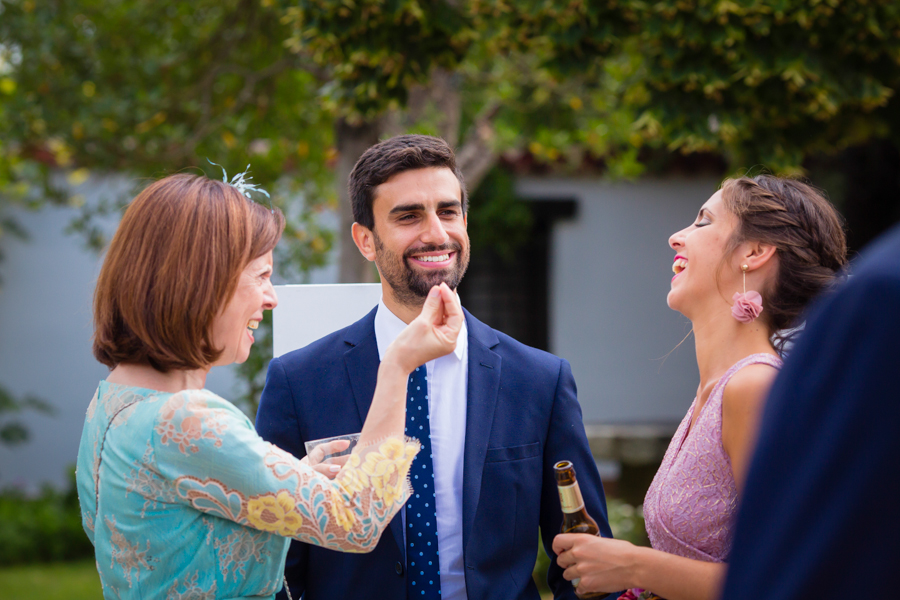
329,465,340,473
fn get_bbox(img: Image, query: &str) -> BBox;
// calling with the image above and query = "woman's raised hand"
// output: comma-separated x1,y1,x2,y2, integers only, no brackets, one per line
385,283,463,373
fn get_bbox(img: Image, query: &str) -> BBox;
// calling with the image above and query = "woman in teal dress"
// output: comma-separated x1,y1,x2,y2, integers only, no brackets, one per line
76,173,463,599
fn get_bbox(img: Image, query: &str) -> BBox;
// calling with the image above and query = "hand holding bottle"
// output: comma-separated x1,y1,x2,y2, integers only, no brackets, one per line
554,461,614,599
553,534,639,598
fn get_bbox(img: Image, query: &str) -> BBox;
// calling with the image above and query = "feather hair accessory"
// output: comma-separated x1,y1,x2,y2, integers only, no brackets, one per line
207,159,273,212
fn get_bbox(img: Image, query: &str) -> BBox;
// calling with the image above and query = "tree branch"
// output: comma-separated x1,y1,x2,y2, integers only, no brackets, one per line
180,55,324,158
457,101,503,192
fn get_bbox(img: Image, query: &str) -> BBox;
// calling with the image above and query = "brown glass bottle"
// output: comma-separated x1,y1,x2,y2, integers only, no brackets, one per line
555,460,610,599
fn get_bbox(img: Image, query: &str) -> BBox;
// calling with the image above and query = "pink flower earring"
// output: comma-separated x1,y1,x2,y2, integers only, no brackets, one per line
732,264,763,323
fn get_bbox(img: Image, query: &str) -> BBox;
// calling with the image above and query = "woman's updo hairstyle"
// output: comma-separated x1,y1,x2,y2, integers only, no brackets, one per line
721,175,847,349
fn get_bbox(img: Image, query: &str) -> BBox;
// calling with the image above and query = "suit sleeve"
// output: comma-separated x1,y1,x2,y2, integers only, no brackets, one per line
540,358,614,600
256,357,304,459
722,272,900,600
256,357,309,600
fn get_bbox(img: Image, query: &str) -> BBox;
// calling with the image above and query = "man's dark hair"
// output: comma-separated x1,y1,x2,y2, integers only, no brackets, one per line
349,134,468,230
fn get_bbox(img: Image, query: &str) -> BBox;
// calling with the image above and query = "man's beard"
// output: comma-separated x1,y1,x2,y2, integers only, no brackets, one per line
373,232,470,308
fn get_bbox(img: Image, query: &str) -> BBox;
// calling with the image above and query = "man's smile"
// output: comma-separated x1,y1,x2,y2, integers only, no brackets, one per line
408,250,456,268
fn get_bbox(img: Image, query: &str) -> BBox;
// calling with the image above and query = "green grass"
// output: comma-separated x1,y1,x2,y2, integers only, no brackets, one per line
0,559,102,600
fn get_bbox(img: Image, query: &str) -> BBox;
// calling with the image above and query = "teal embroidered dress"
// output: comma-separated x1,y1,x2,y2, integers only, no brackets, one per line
76,382,418,599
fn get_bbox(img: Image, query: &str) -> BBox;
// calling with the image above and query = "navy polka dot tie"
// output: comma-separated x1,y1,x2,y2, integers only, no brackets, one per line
405,365,441,599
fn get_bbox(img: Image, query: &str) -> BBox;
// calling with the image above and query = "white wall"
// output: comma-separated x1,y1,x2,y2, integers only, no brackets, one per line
0,178,238,492
517,176,721,425
0,173,720,490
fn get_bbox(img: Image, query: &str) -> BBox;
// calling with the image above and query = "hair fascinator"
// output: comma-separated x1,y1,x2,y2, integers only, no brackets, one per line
207,159,273,212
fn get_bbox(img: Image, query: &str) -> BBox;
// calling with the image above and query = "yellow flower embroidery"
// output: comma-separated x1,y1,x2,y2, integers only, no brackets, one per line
359,439,419,505
329,489,357,532
246,491,303,536
336,452,369,495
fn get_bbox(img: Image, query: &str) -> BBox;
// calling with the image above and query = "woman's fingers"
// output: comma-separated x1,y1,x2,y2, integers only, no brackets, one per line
307,439,351,468
319,439,351,455
308,444,326,465
556,550,576,570
438,283,463,333
419,285,445,325
553,533,578,557
553,535,633,595
310,462,342,479
384,284,466,371
327,454,350,467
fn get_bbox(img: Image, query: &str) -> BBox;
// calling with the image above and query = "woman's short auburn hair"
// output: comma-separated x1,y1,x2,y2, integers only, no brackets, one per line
93,173,285,372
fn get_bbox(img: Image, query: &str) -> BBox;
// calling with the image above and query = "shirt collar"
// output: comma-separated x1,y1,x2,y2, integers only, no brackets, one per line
374,296,467,362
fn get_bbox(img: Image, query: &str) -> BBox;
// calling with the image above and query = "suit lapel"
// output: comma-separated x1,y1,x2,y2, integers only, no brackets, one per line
461,311,502,553
341,307,406,553
342,307,380,428
344,341,379,429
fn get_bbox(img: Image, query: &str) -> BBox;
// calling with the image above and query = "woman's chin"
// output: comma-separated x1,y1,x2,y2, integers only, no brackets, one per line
666,292,691,318
232,349,251,365
212,346,251,367
666,290,680,310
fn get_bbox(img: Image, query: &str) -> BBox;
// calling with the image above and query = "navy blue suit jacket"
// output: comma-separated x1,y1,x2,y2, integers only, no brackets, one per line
721,223,900,599
256,307,611,600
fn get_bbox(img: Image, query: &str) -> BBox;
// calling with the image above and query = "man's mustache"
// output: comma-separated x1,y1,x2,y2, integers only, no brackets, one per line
403,243,463,259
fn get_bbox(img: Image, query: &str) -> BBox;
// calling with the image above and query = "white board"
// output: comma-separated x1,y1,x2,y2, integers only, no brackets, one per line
273,284,383,358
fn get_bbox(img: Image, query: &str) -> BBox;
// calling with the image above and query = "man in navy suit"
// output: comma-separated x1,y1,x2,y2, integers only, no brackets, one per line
721,223,900,599
256,135,611,600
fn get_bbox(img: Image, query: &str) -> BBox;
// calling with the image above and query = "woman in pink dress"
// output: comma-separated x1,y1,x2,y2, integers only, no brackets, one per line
553,176,848,600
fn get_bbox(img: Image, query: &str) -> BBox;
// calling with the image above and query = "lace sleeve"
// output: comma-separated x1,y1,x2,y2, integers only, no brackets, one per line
151,389,419,553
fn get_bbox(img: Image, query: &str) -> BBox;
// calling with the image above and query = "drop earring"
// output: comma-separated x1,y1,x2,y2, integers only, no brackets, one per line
731,264,763,323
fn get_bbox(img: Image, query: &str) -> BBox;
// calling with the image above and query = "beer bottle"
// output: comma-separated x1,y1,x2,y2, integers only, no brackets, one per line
555,460,610,599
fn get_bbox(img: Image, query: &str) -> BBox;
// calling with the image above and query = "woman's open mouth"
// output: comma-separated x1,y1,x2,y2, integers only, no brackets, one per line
246,319,260,342
672,256,688,280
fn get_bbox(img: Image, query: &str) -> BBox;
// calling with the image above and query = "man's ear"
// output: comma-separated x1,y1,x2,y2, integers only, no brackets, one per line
351,222,377,262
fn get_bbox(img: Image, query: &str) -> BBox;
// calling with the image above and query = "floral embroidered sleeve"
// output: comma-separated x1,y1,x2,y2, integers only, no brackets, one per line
151,389,419,553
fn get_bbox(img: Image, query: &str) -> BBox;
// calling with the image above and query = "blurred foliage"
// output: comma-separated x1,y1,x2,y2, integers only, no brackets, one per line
270,0,899,183
532,498,648,595
608,498,649,548
0,0,336,250
278,0,472,120
516,0,900,171
466,167,534,262
2,0,898,226
0,384,54,447
0,467,93,565
1,0,898,402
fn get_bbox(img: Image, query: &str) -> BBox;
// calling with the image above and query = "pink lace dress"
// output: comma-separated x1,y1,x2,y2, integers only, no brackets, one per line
643,353,783,563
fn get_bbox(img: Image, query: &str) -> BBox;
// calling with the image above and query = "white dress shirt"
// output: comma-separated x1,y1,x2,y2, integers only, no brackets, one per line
374,298,469,600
